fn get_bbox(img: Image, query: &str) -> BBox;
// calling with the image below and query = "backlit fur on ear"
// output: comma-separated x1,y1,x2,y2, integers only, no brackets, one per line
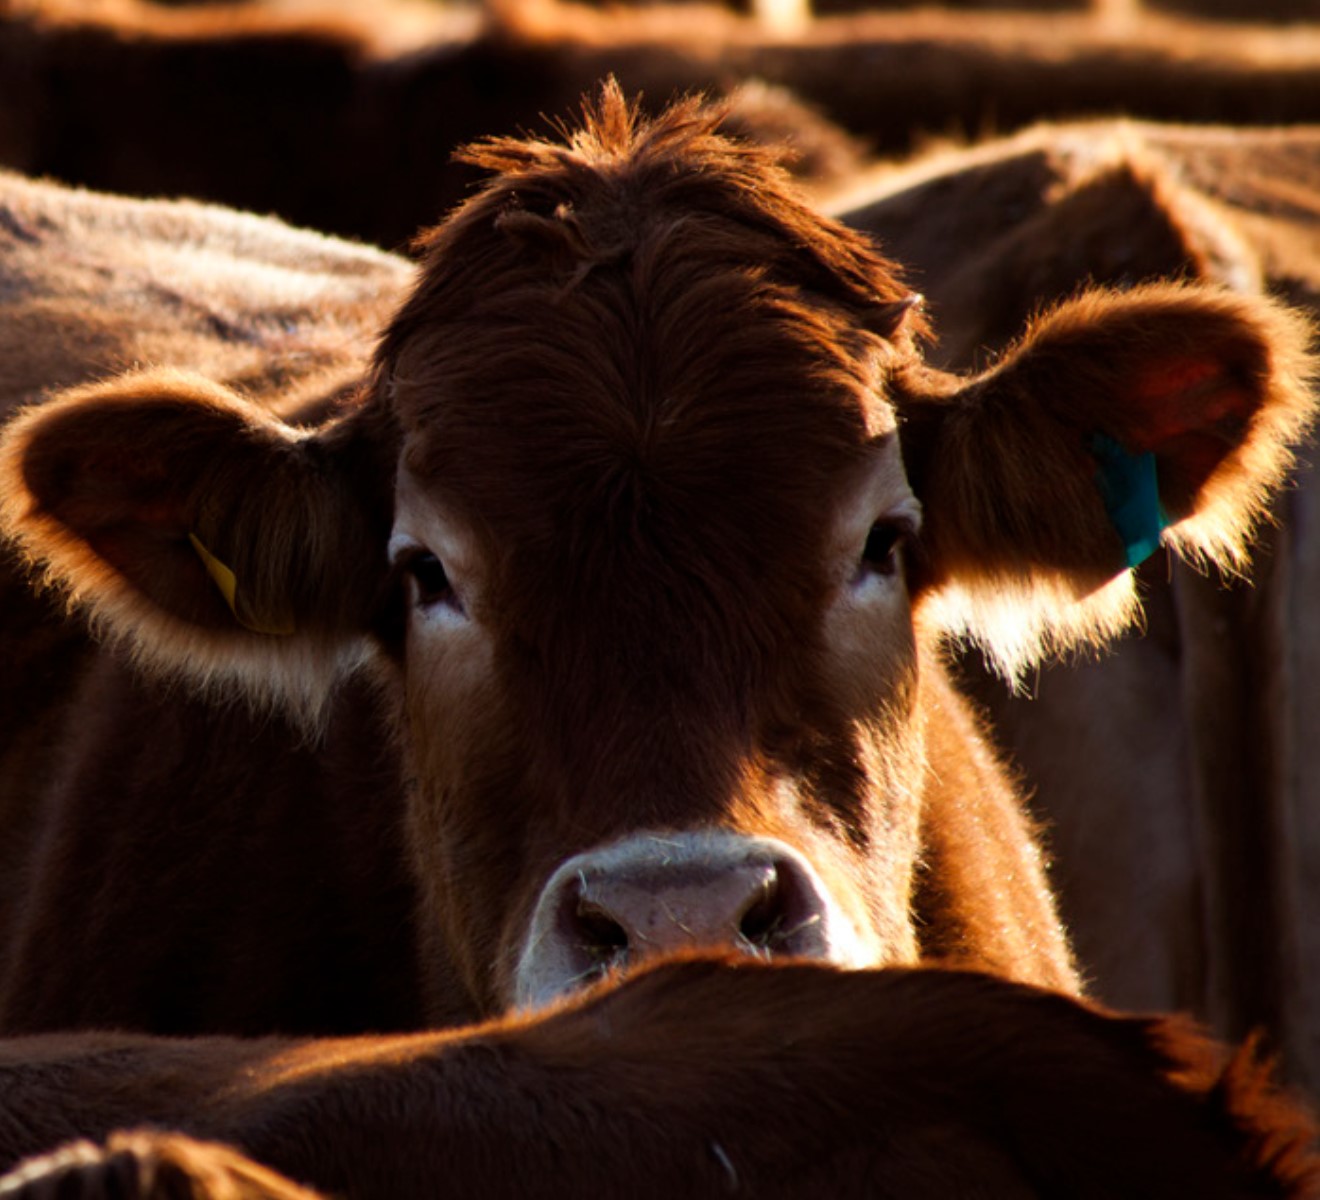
0,368,392,728
1015,284,1317,577
900,282,1318,686
1151,300,1317,577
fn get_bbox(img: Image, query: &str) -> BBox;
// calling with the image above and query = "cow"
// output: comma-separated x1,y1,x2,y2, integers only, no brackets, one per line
0,959,1316,1199
0,86,1314,1040
6,0,1320,249
829,118,1320,1085
1139,0,1315,19
814,0,1311,19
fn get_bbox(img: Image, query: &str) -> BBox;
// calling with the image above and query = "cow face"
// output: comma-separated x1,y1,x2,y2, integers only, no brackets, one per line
1,87,1313,1019
378,233,929,1007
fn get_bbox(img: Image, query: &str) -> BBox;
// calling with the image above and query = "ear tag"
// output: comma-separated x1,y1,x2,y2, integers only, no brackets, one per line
1089,433,1169,569
188,533,295,637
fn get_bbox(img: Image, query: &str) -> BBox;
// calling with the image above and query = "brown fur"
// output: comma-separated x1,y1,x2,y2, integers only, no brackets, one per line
0,90,1314,1038
0,960,1316,1199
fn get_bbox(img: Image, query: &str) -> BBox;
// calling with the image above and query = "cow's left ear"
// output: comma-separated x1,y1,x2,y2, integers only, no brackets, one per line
897,283,1317,681
0,368,397,725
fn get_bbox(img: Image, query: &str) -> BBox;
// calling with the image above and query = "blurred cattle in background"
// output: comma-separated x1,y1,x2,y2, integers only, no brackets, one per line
1134,0,1320,20
62,0,1320,23
814,0,1319,21
4,0,1320,248
834,120,1320,1086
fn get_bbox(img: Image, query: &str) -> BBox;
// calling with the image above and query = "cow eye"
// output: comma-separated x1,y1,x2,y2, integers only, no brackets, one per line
857,521,904,580
406,551,463,614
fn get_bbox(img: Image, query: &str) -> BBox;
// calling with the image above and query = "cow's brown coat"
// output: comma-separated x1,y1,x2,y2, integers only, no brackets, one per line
0,960,1316,1200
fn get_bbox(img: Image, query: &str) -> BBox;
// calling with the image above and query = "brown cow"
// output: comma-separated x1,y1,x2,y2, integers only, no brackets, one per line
813,0,1311,20
0,88,1314,1037
0,959,1316,1199
1139,0,1315,19
832,118,1320,1084
7,1,1320,249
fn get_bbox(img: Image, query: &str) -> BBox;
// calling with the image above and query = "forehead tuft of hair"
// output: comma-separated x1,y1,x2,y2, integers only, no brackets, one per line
375,80,922,377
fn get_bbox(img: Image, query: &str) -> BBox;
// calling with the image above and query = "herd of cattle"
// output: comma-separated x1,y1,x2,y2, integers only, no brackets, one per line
2,0,1320,1195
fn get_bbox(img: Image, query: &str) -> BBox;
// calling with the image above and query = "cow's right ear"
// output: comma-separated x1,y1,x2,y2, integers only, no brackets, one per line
0,368,397,724
895,283,1317,683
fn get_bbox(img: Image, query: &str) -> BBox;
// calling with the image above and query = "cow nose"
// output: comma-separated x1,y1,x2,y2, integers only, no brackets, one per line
513,832,869,1010
572,858,790,961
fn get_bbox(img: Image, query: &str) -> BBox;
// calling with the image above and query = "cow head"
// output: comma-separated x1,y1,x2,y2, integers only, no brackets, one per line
1,86,1313,1017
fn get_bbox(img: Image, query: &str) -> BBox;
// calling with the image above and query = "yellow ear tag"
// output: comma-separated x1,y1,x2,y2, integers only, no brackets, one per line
188,533,295,637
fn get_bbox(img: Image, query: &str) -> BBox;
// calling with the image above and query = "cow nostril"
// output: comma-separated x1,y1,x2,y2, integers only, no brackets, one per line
574,902,629,963
736,862,824,957
737,877,783,953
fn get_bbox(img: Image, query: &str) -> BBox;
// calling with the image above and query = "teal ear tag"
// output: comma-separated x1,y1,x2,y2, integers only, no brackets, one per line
1089,433,1168,568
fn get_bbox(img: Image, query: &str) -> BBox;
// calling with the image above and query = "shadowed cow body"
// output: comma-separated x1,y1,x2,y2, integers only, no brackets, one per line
0,960,1316,1200
0,90,1315,1038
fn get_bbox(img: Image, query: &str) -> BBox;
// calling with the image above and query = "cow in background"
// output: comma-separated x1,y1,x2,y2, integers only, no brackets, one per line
836,119,1320,1085
1134,0,1317,20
